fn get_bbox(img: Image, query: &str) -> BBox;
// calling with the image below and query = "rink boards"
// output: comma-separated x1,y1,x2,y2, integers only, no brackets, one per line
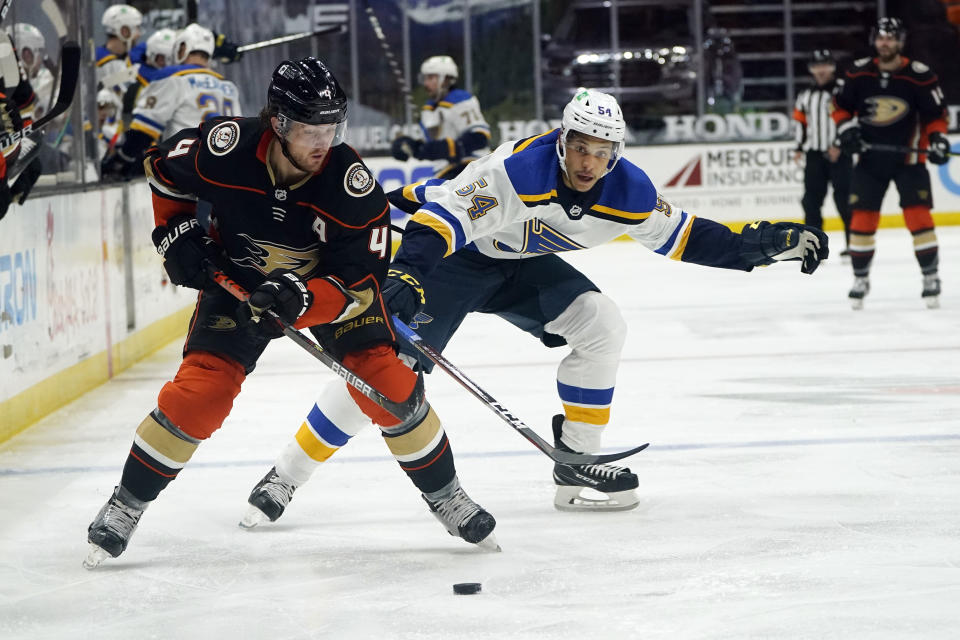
0,182,195,442
3,136,960,441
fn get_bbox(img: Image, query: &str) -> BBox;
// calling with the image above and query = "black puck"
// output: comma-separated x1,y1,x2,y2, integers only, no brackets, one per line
453,582,482,595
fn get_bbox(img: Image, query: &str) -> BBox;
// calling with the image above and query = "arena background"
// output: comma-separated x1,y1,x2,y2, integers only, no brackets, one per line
3,0,960,437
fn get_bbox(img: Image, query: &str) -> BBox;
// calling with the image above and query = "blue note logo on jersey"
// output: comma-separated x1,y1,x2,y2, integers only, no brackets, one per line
408,311,433,329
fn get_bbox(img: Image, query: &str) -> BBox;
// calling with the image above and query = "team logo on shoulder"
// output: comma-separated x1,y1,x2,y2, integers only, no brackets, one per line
207,120,240,156
344,162,375,198
854,57,871,67
912,60,929,74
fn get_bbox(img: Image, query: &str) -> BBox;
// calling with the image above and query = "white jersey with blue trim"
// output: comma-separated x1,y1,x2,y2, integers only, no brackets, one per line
403,129,694,261
95,45,139,96
129,64,241,142
420,88,491,173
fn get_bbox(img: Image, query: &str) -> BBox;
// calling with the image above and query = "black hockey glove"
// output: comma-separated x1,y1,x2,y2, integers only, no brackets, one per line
382,263,426,324
151,215,223,289
100,148,140,182
927,132,951,165
740,221,830,274
213,32,244,64
237,269,313,338
836,123,863,155
391,136,422,162
11,156,42,205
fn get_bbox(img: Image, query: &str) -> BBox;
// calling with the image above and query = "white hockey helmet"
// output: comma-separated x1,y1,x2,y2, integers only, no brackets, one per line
173,23,215,64
102,4,143,45
556,88,626,176
12,23,45,75
96,87,123,115
145,28,177,68
419,55,458,83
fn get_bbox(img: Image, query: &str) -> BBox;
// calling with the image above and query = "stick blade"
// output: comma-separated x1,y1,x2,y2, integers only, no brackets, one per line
550,443,650,466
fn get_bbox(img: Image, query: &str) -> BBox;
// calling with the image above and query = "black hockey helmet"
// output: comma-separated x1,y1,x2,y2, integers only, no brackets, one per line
809,49,835,65
871,17,906,45
267,57,348,128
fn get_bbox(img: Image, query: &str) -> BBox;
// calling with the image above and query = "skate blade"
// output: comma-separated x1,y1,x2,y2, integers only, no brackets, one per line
924,296,940,309
238,504,270,529
82,543,111,569
553,486,640,512
850,298,864,310
474,533,501,552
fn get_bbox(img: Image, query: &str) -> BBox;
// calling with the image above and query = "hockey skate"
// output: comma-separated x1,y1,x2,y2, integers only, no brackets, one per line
848,276,870,310
422,480,499,551
922,274,941,309
239,467,298,529
83,486,147,569
552,415,640,512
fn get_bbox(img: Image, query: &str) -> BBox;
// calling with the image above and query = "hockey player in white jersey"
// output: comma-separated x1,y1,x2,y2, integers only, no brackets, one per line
10,23,53,120
95,4,143,97
101,23,241,181
390,55,491,179
239,89,829,527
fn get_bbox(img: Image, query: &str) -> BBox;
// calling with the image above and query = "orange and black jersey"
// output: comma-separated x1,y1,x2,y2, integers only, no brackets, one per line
144,116,391,329
832,56,948,164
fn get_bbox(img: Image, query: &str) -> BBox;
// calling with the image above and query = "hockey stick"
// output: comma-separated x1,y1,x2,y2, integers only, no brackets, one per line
391,318,650,466
236,25,347,54
206,264,423,423
862,142,960,158
362,0,417,117
0,40,80,149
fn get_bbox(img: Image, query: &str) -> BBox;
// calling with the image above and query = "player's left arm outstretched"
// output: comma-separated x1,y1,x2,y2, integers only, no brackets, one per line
627,186,830,275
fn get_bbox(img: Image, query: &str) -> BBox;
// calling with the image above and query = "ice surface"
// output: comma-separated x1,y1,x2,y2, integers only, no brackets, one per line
2,228,959,639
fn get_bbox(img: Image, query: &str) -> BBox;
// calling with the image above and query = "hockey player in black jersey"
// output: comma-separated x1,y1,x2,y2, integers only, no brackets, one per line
84,57,497,569
833,17,949,309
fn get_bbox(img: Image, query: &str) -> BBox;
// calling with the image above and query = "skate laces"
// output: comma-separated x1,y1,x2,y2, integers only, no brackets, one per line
257,472,296,507
851,277,869,293
431,487,480,528
98,497,143,537
578,463,629,480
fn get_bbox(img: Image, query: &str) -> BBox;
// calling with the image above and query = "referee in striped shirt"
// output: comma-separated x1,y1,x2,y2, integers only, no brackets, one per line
793,49,852,254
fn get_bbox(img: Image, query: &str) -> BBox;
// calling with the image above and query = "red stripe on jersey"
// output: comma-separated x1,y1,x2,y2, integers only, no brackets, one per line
255,129,272,163
297,202,389,230
792,108,807,125
194,151,267,195
149,155,178,190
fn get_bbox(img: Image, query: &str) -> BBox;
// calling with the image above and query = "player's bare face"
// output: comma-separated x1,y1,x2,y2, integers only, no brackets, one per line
563,134,613,192
423,74,439,93
282,121,339,172
874,33,901,63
